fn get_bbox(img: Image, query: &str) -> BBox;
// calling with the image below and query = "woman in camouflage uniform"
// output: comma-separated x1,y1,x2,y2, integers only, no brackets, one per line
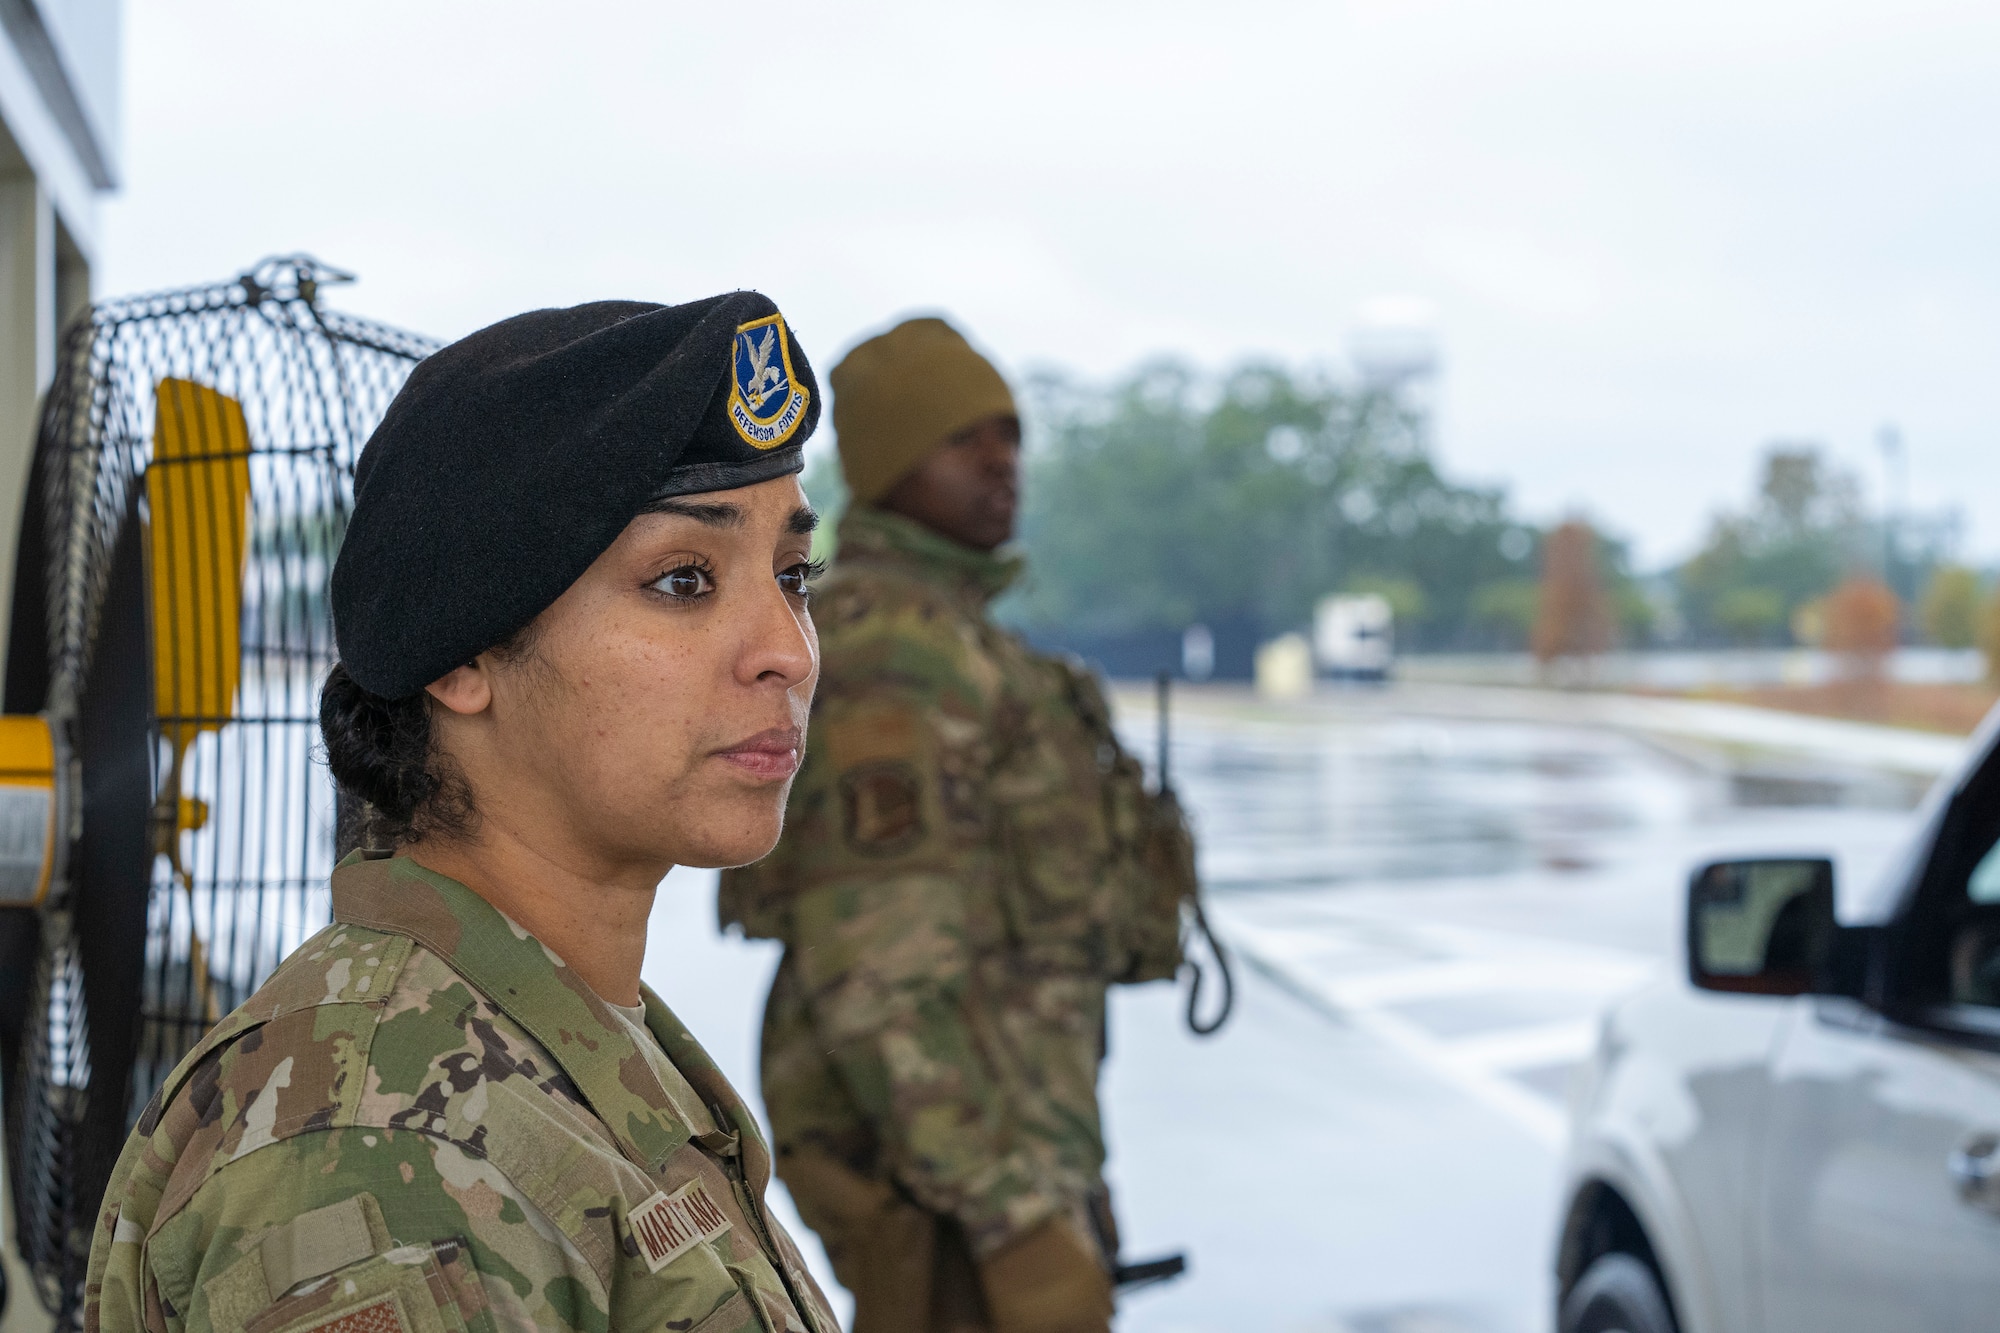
85,295,840,1333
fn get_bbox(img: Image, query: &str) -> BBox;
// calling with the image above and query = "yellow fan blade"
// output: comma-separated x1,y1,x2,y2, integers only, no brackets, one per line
146,379,251,1022
146,378,251,759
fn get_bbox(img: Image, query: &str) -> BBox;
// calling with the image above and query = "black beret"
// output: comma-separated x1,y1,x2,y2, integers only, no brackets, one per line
332,291,818,698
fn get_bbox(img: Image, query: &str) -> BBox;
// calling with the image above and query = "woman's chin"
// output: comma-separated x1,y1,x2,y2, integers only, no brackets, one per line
666,806,787,871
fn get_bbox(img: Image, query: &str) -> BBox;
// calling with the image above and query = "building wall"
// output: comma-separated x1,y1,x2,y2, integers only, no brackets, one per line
30,0,120,173
0,4,118,1329
0,0,116,685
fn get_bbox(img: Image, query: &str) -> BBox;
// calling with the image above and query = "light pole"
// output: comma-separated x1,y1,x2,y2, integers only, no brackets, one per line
1877,424,1905,600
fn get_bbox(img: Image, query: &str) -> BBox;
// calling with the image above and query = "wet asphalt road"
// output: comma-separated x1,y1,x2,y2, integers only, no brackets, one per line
641,684,1943,1333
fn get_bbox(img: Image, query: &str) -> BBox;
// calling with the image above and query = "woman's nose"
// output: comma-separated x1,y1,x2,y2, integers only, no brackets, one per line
741,582,817,687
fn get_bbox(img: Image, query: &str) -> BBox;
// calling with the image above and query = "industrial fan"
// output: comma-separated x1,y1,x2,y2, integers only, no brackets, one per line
0,257,437,1325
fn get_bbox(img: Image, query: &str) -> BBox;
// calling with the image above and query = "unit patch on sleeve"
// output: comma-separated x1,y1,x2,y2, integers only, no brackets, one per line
630,1180,734,1273
840,761,926,856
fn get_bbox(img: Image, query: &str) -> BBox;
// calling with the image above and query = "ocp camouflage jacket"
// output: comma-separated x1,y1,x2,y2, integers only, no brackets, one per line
84,852,838,1333
719,507,1190,1266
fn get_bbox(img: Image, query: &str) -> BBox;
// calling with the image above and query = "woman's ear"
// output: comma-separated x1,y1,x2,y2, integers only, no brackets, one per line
426,660,494,716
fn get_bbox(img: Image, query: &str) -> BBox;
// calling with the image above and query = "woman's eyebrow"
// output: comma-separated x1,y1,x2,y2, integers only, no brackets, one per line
642,499,818,534
649,499,742,528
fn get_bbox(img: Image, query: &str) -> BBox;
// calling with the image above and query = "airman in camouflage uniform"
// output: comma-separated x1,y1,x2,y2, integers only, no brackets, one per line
720,319,1195,1333
82,293,840,1333
87,854,838,1333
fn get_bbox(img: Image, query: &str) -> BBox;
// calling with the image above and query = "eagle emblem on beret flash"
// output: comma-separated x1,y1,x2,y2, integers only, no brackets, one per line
728,313,811,449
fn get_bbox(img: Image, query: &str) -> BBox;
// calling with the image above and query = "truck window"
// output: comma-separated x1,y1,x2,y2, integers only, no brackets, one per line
1970,843,2000,905
1899,743,2000,1013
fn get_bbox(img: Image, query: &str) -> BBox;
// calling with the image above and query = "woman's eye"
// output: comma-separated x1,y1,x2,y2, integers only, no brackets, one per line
653,565,714,599
777,559,825,599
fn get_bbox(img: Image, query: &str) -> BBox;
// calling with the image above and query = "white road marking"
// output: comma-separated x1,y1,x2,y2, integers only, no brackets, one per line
1213,902,1658,1147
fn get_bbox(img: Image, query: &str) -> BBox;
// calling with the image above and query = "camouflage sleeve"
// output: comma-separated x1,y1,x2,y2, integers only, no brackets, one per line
132,1131,587,1333
102,1127,774,1333
781,680,1066,1258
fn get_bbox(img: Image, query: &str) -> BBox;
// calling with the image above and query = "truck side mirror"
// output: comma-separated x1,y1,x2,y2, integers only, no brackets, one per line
1687,858,1836,997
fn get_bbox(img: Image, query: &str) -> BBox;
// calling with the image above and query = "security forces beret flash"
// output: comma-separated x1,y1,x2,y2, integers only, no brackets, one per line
332,292,818,699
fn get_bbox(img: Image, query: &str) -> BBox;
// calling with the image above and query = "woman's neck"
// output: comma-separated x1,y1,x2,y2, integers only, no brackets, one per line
404,829,663,1006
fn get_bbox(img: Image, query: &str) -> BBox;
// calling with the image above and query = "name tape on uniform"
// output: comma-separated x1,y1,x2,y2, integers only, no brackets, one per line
630,1180,732,1272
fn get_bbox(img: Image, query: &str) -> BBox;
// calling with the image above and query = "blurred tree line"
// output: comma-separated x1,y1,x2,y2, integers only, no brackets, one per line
1676,446,1866,646
1672,442,1999,661
993,361,1651,669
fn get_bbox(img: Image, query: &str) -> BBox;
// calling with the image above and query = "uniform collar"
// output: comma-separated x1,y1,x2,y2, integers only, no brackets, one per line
638,990,777,1197
834,505,1023,607
331,850,700,1173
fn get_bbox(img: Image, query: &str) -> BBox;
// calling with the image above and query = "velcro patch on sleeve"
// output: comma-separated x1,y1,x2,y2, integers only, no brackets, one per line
630,1180,733,1273
261,1195,381,1299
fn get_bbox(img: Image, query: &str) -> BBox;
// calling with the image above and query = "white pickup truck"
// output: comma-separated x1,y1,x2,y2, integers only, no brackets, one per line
1557,707,2000,1333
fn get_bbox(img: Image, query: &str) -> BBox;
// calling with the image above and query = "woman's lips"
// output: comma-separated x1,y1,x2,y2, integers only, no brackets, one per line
715,727,803,781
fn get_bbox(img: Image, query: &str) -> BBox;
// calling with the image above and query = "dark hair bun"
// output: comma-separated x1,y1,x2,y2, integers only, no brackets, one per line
318,663,467,845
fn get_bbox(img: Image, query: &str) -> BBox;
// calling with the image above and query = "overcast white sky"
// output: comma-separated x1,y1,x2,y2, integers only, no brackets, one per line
100,0,2000,569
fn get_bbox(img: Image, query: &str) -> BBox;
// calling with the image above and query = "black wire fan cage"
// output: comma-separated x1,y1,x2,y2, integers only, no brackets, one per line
0,258,437,1325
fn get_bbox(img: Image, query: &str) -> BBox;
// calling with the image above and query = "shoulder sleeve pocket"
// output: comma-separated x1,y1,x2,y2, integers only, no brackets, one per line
688,1288,763,1333
242,1241,486,1333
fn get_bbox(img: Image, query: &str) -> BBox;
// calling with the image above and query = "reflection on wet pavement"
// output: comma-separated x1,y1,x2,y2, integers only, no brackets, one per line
1168,715,1702,889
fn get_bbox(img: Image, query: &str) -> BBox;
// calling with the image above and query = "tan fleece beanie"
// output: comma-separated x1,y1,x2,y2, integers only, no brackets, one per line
831,317,1016,506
